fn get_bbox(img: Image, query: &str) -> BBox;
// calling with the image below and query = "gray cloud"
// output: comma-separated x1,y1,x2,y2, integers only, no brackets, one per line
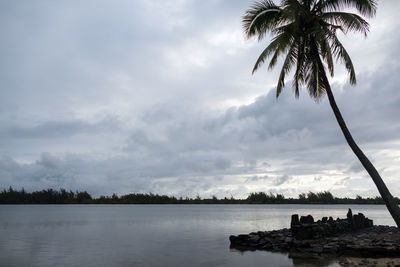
2,116,121,139
0,0,399,198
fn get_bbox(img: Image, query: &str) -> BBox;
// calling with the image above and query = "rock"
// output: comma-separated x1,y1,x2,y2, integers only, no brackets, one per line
229,235,236,243
293,225,313,240
353,213,363,229
257,231,266,236
261,243,272,250
248,234,260,243
291,214,299,228
229,209,388,257
311,245,323,253
351,213,374,230
300,215,314,224
284,237,293,243
259,237,272,245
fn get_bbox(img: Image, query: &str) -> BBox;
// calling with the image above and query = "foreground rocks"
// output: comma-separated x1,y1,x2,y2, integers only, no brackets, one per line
229,210,400,258
290,209,373,240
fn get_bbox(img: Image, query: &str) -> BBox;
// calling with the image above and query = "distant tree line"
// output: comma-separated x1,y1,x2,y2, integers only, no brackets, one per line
1,187,399,205
245,191,398,205
0,187,92,204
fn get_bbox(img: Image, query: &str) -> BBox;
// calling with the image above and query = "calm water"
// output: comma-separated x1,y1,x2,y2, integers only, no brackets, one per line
0,205,395,267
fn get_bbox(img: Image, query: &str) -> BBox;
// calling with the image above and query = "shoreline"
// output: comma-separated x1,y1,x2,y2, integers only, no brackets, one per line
2,188,398,205
0,203,392,205
230,225,400,257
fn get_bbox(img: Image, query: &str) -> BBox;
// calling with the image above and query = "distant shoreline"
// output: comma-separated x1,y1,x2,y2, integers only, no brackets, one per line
0,203,390,205
1,187,399,205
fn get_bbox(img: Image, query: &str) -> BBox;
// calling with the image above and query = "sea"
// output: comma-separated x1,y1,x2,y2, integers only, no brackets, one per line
0,204,395,267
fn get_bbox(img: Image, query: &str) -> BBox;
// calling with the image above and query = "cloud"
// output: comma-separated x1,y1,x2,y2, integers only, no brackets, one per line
0,0,399,198
2,59,399,198
1,116,121,139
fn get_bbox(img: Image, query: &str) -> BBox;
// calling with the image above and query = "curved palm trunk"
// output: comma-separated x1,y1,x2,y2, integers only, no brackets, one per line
316,57,400,227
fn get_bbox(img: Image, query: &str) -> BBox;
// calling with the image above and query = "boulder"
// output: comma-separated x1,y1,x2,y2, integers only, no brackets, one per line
291,214,299,228
300,215,314,224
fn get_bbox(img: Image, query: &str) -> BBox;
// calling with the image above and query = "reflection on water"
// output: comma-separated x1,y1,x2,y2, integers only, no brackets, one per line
289,253,341,267
0,204,394,267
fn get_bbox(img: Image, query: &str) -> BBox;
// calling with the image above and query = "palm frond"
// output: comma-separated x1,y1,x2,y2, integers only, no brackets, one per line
303,38,328,100
310,23,334,77
293,37,306,98
252,30,294,73
281,0,303,9
243,0,282,39
324,27,356,84
319,35,334,77
319,0,377,18
276,43,297,97
304,56,320,99
322,12,369,36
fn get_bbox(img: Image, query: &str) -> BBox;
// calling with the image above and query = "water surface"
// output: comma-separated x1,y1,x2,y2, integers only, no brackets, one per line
0,204,395,266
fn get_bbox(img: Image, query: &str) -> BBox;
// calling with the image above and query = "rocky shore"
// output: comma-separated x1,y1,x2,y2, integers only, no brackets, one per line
229,209,400,258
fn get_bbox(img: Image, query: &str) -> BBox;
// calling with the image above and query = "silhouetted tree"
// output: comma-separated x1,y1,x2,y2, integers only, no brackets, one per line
243,0,400,226
1,188,399,205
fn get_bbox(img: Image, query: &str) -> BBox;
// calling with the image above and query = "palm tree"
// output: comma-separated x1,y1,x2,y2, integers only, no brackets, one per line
243,0,400,227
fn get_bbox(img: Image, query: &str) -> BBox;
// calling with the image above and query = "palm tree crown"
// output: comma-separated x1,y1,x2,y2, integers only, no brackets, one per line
243,0,377,99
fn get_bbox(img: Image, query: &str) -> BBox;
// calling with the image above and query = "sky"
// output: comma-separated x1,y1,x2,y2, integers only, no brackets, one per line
0,0,399,198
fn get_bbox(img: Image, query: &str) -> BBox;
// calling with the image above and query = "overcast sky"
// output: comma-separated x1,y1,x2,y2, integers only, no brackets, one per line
0,0,399,198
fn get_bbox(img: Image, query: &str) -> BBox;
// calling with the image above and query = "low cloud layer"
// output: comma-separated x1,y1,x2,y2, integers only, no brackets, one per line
0,0,399,198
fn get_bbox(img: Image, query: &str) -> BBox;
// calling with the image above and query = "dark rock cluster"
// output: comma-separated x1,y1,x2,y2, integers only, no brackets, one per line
229,209,400,257
291,208,373,240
